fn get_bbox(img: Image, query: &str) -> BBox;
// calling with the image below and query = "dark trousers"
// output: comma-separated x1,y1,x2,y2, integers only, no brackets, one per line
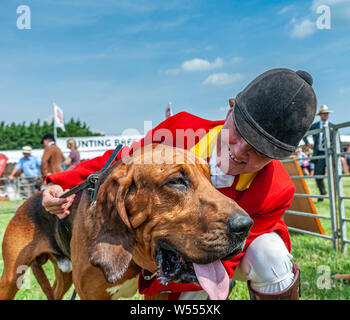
314,151,326,195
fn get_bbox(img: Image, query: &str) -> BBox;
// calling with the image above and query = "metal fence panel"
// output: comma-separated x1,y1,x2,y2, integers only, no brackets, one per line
281,123,350,251
324,124,339,250
0,176,40,214
332,122,350,252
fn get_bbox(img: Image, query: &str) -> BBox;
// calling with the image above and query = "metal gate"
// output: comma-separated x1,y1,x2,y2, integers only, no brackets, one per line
333,121,350,252
281,121,350,252
0,176,39,213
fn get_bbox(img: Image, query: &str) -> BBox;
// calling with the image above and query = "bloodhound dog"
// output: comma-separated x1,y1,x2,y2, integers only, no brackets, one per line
0,144,253,300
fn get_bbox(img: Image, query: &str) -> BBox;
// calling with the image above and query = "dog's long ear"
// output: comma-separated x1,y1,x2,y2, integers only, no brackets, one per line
87,162,135,284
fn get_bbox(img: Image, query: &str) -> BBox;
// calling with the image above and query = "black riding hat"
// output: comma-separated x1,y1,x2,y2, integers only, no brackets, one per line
233,68,317,159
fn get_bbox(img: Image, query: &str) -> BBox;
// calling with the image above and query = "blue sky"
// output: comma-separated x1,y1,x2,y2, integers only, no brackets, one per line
1,0,350,135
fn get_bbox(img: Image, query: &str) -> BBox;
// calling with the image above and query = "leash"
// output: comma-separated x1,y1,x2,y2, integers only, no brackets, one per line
59,144,123,202
57,144,123,300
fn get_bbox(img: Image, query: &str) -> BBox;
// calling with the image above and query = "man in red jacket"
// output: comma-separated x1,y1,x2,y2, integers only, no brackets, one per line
42,68,317,300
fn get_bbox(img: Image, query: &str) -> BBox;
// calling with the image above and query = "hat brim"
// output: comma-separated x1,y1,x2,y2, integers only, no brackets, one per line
317,110,333,115
233,105,295,160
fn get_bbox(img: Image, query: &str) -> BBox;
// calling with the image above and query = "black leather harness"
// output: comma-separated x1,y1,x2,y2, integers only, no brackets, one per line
59,144,123,203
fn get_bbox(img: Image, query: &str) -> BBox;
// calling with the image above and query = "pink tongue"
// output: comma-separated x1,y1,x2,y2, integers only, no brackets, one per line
193,260,229,300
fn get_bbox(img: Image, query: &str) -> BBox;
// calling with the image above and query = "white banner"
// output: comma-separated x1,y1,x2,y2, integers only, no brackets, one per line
56,135,143,153
53,102,65,131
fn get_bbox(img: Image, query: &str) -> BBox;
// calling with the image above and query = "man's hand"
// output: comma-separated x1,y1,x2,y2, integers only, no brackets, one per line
42,184,76,219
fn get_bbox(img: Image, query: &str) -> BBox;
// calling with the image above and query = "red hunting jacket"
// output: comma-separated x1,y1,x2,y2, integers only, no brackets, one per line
47,112,295,298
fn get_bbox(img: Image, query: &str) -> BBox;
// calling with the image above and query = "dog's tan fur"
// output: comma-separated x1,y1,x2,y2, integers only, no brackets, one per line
0,145,249,299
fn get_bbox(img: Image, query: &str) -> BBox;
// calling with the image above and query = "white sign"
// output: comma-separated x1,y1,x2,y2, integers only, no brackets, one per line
2,135,143,163
56,135,143,153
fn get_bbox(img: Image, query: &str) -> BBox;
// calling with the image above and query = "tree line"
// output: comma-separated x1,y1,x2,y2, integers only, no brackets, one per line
0,118,103,150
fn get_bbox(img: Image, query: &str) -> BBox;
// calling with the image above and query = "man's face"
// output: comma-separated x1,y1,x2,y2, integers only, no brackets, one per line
23,153,30,159
43,139,50,147
216,108,272,175
320,113,329,122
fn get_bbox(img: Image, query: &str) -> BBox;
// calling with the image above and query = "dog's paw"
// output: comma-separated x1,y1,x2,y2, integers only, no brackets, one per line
333,274,350,281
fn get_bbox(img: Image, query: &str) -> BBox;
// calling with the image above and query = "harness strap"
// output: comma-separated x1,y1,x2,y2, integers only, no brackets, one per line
59,144,123,201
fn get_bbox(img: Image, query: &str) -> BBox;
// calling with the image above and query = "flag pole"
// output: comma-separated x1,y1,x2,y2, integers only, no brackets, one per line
53,102,57,141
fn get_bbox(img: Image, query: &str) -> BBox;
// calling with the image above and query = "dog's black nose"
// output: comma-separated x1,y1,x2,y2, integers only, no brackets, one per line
227,213,253,239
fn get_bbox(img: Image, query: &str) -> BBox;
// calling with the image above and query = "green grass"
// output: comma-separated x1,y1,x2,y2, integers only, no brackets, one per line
0,200,24,214
1,178,350,300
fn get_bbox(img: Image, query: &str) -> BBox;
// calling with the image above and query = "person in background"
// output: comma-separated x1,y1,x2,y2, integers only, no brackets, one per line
8,146,41,197
64,138,80,170
305,147,315,176
40,133,64,181
301,146,311,176
8,146,41,181
296,147,303,165
345,146,350,173
303,105,336,201
296,147,310,176
340,146,349,174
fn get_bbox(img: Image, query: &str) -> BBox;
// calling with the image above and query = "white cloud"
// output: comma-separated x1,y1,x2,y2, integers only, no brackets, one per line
290,19,316,38
279,5,294,15
182,57,223,72
165,57,223,75
202,73,245,86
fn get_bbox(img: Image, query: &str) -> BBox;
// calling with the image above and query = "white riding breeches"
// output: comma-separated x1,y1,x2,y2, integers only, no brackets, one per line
179,231,294,300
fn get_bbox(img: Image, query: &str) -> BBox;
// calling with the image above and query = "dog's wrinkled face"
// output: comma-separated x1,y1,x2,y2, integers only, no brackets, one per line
87,144,253,300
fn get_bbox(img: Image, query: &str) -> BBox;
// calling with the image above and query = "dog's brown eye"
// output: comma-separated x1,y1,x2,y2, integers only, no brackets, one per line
164,177,188,190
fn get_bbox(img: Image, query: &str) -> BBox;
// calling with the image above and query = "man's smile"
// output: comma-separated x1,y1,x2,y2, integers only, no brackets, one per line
228,146,246,165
